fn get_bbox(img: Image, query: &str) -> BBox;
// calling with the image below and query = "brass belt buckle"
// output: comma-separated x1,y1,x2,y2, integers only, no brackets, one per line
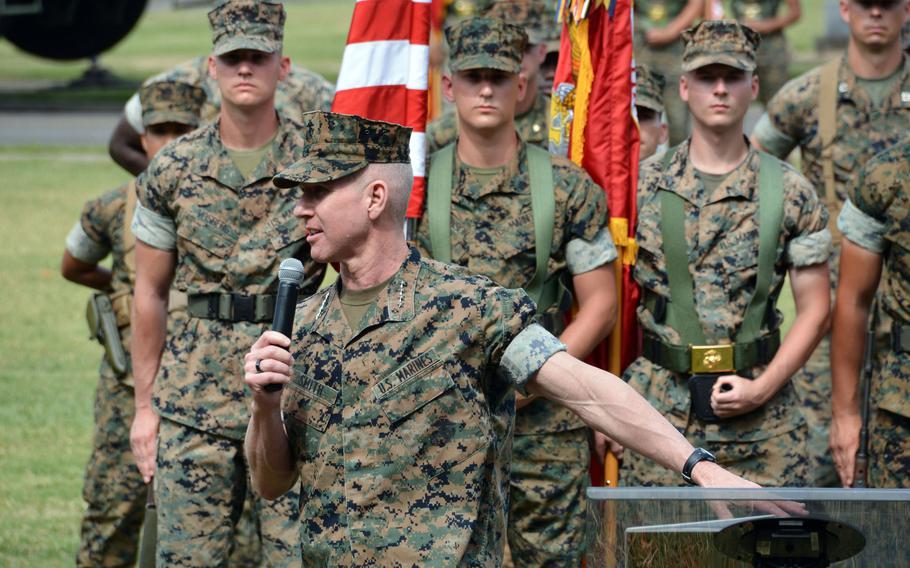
690,344,734,373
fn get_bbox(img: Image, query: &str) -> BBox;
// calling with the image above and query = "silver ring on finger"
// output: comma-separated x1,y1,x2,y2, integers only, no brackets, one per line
255,359,263,373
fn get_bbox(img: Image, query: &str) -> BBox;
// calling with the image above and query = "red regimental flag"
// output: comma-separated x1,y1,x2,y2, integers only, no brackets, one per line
553,0,641,486
332,0,432,219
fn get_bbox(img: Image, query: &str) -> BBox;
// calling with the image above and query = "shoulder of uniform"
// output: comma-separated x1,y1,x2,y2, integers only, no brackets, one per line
286,64,333,88
419,257,500,295
771,65,822,106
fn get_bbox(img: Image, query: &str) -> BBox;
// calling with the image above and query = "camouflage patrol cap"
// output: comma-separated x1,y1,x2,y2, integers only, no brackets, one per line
208,0,285,57
273,112,413,188
139,79,206,128
446,17,527,73
485,0,560,50
681,20,760,72
636,64,665,114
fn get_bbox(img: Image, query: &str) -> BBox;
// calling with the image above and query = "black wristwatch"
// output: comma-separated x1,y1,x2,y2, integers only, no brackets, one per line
682,448,717,485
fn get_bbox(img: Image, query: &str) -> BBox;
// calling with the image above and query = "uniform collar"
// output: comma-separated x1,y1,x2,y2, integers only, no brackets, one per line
454,136,528,200
659,138,759,206
191,112,290,190
308,246,421,347
836,53,910,109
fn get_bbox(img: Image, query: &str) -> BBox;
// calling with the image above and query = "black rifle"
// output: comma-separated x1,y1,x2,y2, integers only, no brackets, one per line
852,304,877,488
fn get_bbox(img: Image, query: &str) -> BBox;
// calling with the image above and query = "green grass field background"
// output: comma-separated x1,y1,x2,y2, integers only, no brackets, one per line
0,0,819,563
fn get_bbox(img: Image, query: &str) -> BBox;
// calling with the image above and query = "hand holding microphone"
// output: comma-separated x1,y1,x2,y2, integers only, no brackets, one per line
246,258,304,394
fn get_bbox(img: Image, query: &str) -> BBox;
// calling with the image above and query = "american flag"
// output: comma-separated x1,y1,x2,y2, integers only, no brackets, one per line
332,0,432,220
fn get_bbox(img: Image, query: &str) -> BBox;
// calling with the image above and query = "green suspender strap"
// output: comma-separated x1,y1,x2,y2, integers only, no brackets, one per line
427,143,456,264
659,151,784,348
426,143,558,309
817,57,842,242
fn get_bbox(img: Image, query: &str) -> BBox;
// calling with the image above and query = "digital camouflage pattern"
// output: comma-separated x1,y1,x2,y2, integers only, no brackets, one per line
135,115,324,439
425,90,550,153
416,139,612,436
273,111,412,187
622,143,831,486
636,63,666,114
134,115,324,565
208,0,285,56
485,0,560,47
839,143,910,481
758,55,910,230
869,408,910,488
681,19,760,72
417,138,613,563
446,16,527,73
139,79,207,128
69,186,145,567
156,418,300,566
283,246,566,566
755,54,910,485
634,0,689,143
139,56,334,127
506,430,589,565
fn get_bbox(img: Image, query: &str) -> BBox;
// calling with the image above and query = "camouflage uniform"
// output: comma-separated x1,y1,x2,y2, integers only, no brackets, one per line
838,142,910,487
729,0,791,104
268,111,569,566
753,53,910,486
418,18,617,565
634,0,691,144
131,3,325,565
65,79,206,567
622,21,831,488
67,186,146,567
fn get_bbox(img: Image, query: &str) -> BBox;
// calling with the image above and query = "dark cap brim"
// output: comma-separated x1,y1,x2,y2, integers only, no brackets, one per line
272,158,368,189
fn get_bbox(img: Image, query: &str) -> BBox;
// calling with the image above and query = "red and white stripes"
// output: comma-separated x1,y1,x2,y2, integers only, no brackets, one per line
332,0,431,219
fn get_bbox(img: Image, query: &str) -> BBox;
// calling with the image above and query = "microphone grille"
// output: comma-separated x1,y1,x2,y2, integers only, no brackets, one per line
278,258,305,285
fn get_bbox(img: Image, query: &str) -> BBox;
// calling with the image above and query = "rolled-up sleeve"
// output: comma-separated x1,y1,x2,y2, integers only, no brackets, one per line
838,199,886,253
65,221,109,263
132,201,177,251
498,323,566,394
566,227,618,274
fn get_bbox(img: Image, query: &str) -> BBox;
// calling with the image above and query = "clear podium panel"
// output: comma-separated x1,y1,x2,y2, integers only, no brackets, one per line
585,487,910,567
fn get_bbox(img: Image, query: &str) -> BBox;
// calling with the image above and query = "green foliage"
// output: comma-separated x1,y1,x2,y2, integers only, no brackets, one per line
0,147,131,565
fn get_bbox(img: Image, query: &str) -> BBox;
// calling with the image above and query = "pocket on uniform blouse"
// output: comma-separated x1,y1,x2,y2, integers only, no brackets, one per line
372,353,490,483
284,378,338,433
176,208,237,259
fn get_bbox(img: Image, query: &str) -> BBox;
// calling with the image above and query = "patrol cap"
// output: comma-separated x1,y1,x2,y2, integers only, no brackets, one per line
681,20,760,73
636,64,665,114
273,111,413,188
208,0,285,57
485,0,560,51
446,16,527,73
139,79,207,128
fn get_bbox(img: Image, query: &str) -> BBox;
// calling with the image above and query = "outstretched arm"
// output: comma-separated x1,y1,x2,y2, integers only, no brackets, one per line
528,352,758,487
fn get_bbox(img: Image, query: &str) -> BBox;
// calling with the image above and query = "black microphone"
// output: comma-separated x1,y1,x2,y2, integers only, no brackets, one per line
264,258,304,392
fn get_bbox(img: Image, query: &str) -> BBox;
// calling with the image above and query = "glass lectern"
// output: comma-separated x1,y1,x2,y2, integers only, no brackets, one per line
585,487,910,567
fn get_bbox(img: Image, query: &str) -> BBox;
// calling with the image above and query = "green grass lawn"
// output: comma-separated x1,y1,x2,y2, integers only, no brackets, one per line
0,146,132,565
0,1,353,85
